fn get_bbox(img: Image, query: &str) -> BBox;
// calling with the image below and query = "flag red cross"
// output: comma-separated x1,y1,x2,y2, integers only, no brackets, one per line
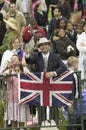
20,72,73,106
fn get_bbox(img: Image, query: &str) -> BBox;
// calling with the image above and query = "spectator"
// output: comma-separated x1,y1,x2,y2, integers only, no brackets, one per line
57,0,71,20
69,11,81,28
56,18,67,29
0,17,20,53
0,13,7,63
0,13,6,46
0,0,9,16
22,33,44,117
67,56,79,72
4,3,26,37
54,29,77,64
2,54,31,128
47,6,67,40
23,17,46,52
45,0,58,18
76,21,84,39
24,37,67,128
0,35,23,73
76,22,86,80
66,21,77,43
31,0,41,17
67,56,79,130
34,3,48,32
31,0,47,18
16,0,32,25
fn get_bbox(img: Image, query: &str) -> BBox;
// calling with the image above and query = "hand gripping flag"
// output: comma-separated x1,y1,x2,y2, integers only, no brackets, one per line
18,71,74,106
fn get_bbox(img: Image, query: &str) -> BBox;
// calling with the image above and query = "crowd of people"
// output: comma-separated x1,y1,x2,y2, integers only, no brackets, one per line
0,0,86,130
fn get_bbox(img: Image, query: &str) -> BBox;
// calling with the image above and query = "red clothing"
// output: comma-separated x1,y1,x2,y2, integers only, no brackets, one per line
23,25,46,43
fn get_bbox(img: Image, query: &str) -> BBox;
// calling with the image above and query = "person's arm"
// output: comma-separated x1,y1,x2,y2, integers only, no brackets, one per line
23,44,36,65
76,34,86,52
0,32,14,53
45,71,57,78
45,54,67,78
55,55,67,76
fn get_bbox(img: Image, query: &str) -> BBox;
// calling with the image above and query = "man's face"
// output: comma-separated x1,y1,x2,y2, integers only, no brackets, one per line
39,43,50,54
53,8,59,17
9,4,16,13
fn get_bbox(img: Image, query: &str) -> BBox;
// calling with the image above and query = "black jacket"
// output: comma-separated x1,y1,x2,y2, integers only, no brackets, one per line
25,52,67,76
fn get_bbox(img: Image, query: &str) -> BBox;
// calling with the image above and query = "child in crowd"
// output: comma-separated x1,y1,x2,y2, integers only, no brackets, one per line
67,56,79,130
2,54,31,128
66,21,77,43
67,56,79,98
67,56,79,71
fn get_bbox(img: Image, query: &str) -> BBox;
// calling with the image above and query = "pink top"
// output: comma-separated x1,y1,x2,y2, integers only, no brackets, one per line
7,76,18,103
31,0,41,17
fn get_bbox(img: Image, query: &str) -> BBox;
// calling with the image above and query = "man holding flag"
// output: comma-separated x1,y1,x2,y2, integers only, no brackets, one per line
24,37,67,127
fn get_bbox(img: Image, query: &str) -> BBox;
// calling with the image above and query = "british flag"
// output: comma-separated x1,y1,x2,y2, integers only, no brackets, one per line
18,71,74,106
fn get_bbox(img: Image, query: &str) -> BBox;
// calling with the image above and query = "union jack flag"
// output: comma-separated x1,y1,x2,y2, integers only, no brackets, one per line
18,71,74,106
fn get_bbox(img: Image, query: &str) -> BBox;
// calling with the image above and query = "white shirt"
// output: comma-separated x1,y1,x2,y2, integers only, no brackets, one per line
0,50,14,73
42,52,49,60
42,52,57,76
76,32,86,52
21,0,28,13
76,32,86,79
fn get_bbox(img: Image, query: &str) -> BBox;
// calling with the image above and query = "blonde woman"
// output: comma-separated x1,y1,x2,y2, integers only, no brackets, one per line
0,35,23,73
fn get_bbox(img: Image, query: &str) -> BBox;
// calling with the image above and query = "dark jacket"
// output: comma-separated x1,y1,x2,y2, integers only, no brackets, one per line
55,37,77,60
34,11,48,29
25,51,67,76
0,21,6,46
25,51,67,125
47,17,67,40
57,1,71,19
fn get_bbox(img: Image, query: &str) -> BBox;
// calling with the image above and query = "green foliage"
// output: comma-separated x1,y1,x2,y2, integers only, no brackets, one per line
58,107,68,130
0,100,5,128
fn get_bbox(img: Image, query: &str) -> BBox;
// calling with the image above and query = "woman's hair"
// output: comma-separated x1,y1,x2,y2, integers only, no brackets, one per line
14,63,24,73
30,17,37,26
18,63,24,73
34,33,43,43
34,3,40,12
8,35,21,50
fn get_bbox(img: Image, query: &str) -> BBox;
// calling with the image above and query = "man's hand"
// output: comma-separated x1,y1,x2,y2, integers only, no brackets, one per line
45,71,56,78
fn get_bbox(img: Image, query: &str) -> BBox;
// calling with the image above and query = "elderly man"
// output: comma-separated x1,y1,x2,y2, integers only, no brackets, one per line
24,37,67,128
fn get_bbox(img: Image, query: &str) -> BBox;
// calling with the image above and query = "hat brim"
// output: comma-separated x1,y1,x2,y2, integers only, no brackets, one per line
38,41,50,47
4,19,18,31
